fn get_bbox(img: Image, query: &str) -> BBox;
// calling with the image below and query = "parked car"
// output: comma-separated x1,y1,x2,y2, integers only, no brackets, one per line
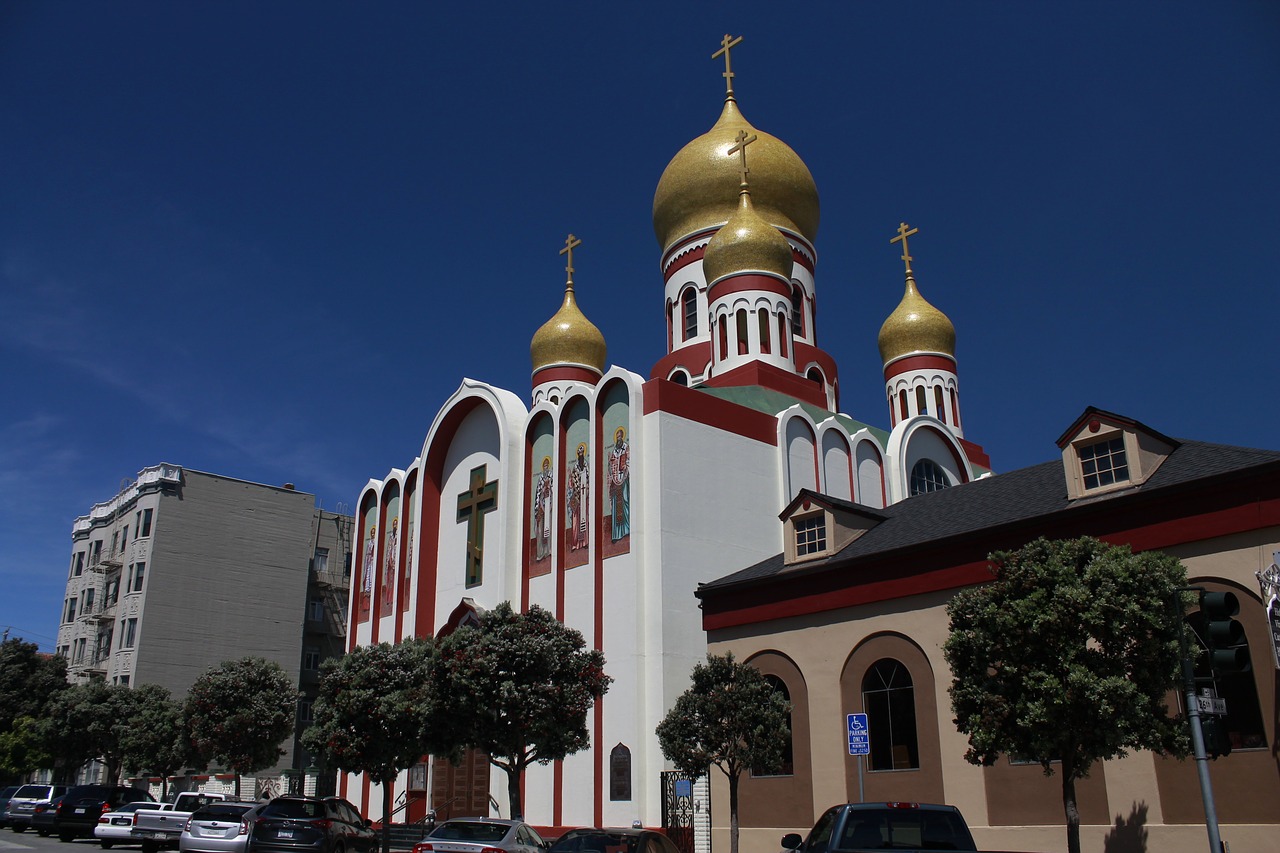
57,784,155,842
0,785,21,828
134,792,230,852
8,784,69,832
412,818,548,853
98,801,172,848
547,828,679,853
781,802,979,853
179,802,260,853
246,796,375,853
33,795,69,837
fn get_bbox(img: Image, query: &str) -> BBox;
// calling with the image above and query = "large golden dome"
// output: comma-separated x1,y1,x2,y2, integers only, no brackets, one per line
653,98,819,254
877,274,956,364
702,188,795,284
530,284,607,374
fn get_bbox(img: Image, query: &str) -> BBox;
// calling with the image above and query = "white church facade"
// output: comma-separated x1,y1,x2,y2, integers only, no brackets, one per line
341,37,990,833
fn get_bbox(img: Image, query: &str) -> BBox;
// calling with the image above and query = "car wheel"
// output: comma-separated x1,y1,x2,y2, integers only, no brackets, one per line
331,843,344,853
102,842,115,849
142,840,159,853
13,825,26,833
38,829,52,837
60,833,75,842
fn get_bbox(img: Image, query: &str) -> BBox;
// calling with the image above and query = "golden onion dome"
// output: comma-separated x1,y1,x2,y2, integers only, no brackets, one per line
530,283,607,374
653,98,819,254
702,188,795,283
877,274,956,364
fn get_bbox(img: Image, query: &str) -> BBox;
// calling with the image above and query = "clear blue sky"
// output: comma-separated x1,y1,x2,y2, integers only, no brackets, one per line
3,2,1277,651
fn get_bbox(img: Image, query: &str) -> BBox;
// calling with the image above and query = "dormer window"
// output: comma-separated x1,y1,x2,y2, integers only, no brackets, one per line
795,514,827,557
1079,435,1129,490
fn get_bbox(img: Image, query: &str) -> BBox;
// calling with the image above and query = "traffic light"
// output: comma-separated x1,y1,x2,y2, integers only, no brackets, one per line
1199,714,1232,759
1201,591,1251,675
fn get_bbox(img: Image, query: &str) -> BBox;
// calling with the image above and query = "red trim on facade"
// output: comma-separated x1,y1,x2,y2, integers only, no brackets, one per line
702,360,830,410
649,343,712,383
707,273,792,302
959,437,991,469
533,365,602,386
791,245,815,275
397,473,418,636
663,242,709,277
642,378,779,445
882,353,957,381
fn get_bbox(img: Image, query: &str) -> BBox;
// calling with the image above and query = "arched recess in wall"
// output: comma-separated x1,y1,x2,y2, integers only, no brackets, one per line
598,379,631,558
900,424,969,489
738,651,813,830
820,428,853,501
840,633,944,805
854,439,885,509
785,416,818,501
400,471,418,615
561,396,591,570
526,411,555,580
354,490,378,632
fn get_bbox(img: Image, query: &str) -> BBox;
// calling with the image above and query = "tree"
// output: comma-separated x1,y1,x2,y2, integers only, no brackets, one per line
434,602,610,819
303,640,437,853
0,638,68,730
42,681,137,784
0,716,51,780
656,653,790,853
943,536,1190,853
121,684,190,799
185,657,298,798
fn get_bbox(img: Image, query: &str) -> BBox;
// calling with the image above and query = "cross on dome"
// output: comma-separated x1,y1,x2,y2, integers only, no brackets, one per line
728,129,757,188
891,221,919,274
712,33,743,98
560,233,582,286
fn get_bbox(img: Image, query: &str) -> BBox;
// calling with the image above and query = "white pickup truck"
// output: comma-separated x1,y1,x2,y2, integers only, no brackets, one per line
131,792,229,853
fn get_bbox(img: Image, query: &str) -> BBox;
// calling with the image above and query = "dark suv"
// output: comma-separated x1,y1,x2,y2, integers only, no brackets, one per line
56,784,154,842
247,796,375,853
782,802,978,853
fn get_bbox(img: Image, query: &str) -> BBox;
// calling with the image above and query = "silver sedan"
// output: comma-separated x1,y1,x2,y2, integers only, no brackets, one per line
179,803,261,853
412,819,548,853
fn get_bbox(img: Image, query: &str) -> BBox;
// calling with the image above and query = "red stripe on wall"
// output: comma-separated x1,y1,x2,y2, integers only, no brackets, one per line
642,378,779,445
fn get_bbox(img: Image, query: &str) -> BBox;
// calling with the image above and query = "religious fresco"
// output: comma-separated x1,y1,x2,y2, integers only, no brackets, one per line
401,481,417,613
380,485,400,611
564,401,590,569
528,418,554,576
601,382,631,558
358,501,377,619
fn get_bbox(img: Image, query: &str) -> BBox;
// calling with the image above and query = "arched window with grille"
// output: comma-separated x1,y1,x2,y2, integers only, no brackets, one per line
861,658,919,771
682,287,698,341
910,459,949,496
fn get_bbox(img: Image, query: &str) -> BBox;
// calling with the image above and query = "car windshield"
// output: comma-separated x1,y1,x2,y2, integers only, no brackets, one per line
429,822,513,843
263,800,325,820
836,809,975,852
192,804,254,821
551,832,642,853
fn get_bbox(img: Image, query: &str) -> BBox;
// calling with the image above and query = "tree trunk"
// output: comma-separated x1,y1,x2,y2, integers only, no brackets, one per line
234,774,242,800
381,777,394,853
1061,761,1080,853
728,771,740,853
506,764,523,820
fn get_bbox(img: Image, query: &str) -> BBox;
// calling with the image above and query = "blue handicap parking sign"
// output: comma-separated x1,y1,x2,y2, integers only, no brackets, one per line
847,713,870,755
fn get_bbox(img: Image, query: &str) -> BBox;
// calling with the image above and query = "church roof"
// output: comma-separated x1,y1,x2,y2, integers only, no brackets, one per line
695,385,889,445
700,438,1280,593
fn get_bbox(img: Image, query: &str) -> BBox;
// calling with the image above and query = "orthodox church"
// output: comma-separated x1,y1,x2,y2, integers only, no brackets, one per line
342,37,990,832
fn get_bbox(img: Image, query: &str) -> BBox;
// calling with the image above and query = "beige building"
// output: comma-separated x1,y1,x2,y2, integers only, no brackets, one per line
697,408,1279,853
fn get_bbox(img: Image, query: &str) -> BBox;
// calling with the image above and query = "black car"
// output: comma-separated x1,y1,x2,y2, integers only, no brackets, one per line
57,785,154,842
247,796,375,853
33,795,68,837
781,802,977,853
548,828,680,853
0,785,20,828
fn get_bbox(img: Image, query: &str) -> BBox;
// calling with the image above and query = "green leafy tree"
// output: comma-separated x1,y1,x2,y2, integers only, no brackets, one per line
656,653,790,853
303,640,437,853
434,602,610,819
42,681,137,784
0,716,51,781
121,684,190,799
185,658,298,798
0,638,69,730
944,536,1190,853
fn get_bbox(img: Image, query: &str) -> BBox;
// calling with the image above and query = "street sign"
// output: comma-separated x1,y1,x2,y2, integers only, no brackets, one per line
1196,688,1227,716
847,713,870,756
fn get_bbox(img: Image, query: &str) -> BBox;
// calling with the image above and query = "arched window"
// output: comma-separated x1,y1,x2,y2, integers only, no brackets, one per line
909,459,949,495
898,390,908,421
861,659,919,771
682,288,698,341
777,313,789,359
718,315,728,360
791,284,804,337
736,309,749,355
915,385,927,417
949,388,960,427
669,370,689,387
935,386,947,424
758,308,771,354
753,675,794,776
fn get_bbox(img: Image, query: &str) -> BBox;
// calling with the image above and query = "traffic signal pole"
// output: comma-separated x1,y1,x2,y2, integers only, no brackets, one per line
1176,588,1224,853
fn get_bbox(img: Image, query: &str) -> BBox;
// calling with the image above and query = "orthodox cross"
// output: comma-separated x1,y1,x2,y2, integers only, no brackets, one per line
560,233,582,287
712,33,743,97
456,465,498,587
891,221,919,274
728,129,757,187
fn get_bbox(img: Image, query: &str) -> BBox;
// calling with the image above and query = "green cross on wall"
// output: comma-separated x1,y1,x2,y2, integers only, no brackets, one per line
456,465,498,586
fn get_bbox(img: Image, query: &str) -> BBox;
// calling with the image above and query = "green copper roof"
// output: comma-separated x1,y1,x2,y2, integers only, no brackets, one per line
695,385,890,448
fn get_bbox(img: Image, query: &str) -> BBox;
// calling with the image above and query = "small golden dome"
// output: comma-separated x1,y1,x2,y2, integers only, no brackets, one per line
530,284,607,374
877,273,956,363
653,98,819,254
703,189,795,284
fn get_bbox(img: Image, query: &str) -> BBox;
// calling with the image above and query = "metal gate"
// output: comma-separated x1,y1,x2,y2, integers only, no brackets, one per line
661,772,696,853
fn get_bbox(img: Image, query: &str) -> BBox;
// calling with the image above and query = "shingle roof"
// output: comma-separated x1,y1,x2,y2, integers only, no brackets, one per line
702,439,1280,591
